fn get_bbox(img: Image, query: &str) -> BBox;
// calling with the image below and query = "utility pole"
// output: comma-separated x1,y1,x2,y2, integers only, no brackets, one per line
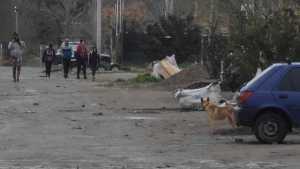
113,0,124,64
163,0,175,18
14,5,18,34
97,0,102,54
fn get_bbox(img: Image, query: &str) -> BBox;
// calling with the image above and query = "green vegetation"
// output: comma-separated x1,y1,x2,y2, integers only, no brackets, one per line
143,15,202,63
131,73,161,83
221,3,300,90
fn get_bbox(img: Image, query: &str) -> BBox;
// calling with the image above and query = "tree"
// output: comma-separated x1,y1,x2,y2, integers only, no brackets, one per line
220,0,300,90
142,15,202,63
20,0,94,44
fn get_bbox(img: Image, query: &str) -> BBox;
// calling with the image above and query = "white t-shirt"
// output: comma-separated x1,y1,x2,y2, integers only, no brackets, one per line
8,40,25,60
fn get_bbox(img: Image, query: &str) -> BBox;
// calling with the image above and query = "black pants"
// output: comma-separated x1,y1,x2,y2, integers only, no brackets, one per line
12,65,21,82
63,58,71,79
45,61,52,77
90,65,97,77
77,58,87,79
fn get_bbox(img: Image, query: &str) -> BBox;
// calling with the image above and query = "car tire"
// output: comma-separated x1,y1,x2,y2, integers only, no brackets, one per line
254,112,289,144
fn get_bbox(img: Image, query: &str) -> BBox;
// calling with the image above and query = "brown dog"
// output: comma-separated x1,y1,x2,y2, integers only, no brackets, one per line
201,97,237,129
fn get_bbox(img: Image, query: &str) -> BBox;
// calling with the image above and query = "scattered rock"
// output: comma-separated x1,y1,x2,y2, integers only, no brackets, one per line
213,127,252,136
33,103,39,106
169,129,176,134
157,164,173,168
24,111,37,114
115,78,126,83
235,138,244,143
72,126,83,130
93,112,104,116
99,103,106,106
130,110,161,114
134,120,145,127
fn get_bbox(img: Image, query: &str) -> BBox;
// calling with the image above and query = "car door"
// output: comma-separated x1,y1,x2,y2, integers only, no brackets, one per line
273,67,300,125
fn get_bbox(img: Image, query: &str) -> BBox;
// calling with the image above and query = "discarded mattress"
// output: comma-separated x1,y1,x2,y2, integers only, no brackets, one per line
175,82,223,109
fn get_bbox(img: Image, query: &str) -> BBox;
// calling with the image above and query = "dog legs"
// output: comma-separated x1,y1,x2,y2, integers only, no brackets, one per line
227,113,237,128
208,116,217,134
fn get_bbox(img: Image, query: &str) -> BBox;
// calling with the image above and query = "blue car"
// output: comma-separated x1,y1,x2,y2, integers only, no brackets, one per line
236,63,300,143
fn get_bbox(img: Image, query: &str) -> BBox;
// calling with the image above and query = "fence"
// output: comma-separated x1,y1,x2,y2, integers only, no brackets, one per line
0,42,8,59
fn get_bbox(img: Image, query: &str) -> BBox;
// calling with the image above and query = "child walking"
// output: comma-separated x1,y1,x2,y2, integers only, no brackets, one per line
89,47,100,81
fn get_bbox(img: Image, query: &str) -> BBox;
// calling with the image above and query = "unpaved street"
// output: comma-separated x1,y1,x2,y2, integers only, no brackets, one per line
0,67,300,169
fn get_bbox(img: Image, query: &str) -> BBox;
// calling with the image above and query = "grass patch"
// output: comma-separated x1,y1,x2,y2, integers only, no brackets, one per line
130,73,161,83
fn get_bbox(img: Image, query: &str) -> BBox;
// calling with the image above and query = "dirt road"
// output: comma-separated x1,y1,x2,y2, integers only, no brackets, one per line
0,67,299,169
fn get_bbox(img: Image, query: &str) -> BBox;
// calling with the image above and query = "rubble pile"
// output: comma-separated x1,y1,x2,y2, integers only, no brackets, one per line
147,55,223,110
155,63,212,91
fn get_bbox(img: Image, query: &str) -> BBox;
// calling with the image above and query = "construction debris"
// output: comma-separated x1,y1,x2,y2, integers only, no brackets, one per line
152,55,181,79
175,82,223,110
156,64,212,90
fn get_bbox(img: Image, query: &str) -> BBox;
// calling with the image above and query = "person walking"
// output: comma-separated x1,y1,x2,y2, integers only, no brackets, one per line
62,39,72,79
89,47,100,81
42,44,56,79
8,32,25,82
76,40,89,79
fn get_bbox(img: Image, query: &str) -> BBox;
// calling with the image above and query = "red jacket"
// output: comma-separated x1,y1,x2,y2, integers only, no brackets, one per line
76,44,88,58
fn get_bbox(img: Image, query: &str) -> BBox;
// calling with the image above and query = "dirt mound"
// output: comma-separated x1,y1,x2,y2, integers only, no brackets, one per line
155,64,214,91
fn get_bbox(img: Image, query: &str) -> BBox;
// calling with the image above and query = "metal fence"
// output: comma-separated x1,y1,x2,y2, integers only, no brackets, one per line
0,42,8,59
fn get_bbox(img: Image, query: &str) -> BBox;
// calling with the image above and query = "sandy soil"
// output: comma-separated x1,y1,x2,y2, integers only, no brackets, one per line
0,66,299,169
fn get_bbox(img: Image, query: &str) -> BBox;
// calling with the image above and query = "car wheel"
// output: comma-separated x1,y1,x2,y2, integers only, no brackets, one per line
254,112,289,144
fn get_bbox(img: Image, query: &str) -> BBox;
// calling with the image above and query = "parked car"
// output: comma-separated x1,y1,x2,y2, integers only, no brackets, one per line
236,63,300,143
98,54,120,72
55,41,80,66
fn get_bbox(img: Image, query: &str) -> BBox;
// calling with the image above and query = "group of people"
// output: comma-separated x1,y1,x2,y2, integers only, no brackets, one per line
43,39,100,81
8,33,101,82
58,39,100,81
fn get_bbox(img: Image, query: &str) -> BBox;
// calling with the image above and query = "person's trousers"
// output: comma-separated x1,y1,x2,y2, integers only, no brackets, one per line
90,64,97,77
45,61,52,77
12,65,21,82
12,58,21,82
63,58,71,79
77,58,87,79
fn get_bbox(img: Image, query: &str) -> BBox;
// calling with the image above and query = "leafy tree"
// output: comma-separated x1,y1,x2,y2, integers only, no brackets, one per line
143,15,202,63
20,0,93,44
220,0,300,90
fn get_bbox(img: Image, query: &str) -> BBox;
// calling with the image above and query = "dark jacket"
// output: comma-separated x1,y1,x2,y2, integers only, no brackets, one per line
43,48,56,63
62,46,72,60
89,51,100,68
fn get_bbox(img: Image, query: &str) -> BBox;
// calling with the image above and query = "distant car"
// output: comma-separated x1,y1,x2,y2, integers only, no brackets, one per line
236,63,300,143
98,54,120,72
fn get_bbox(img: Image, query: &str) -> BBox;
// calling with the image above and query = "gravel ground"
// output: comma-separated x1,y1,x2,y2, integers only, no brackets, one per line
0,66,299,169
